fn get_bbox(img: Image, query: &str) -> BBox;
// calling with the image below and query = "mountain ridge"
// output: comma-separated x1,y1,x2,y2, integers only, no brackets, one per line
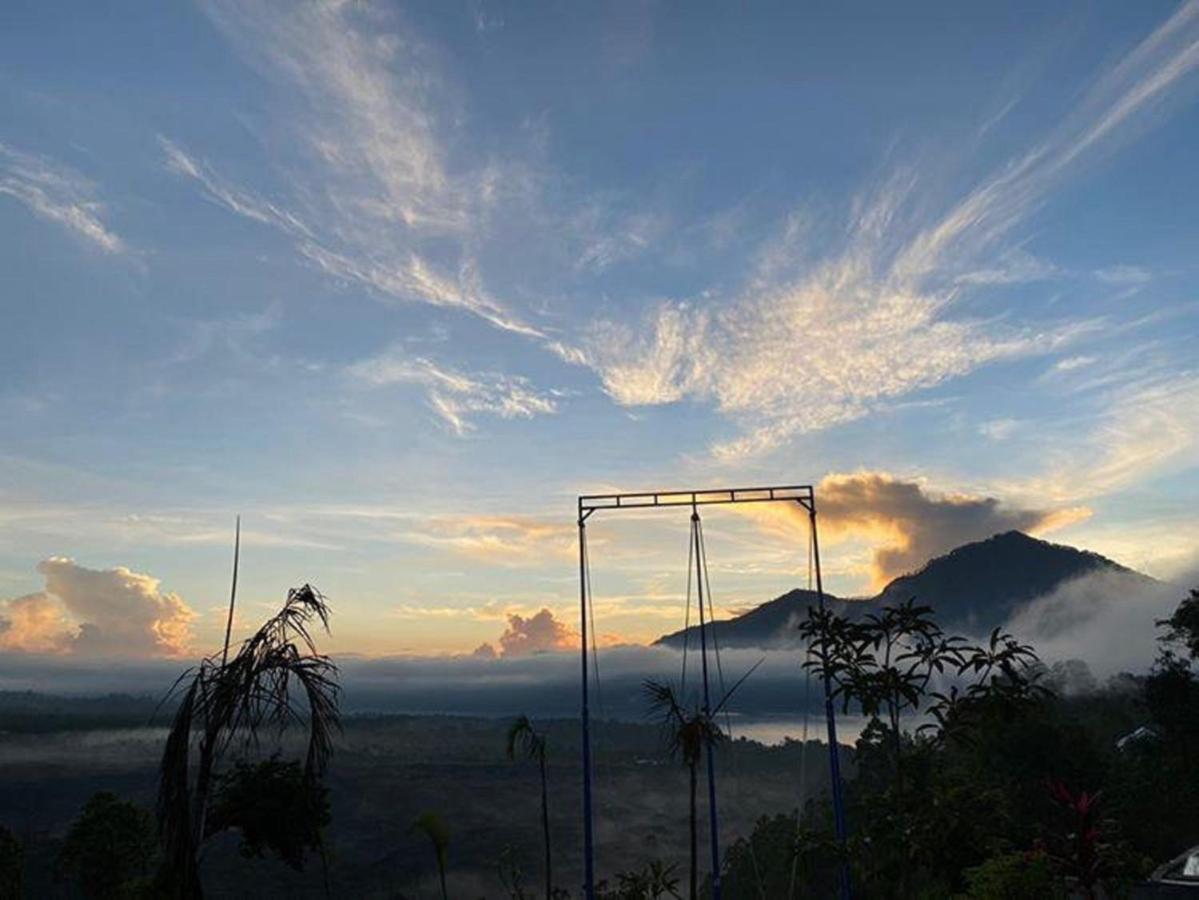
653,530,1153,649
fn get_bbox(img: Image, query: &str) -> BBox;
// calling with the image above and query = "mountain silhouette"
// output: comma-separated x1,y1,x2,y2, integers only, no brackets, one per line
653,531,1150,649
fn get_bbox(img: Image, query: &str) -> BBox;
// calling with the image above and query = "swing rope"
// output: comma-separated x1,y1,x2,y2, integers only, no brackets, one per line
694,512,769,900
681,516,696,698
579,522,617,865
787,518,817,899
584,529,603,716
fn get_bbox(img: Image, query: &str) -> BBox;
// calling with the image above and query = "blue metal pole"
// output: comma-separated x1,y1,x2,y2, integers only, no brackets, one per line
579,518,595,899
809,504,851,900
693,512,722,899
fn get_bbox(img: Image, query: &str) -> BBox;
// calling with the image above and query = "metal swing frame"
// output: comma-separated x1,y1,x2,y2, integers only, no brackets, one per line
576,485,851,900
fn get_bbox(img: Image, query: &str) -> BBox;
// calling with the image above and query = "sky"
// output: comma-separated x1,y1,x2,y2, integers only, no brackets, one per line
1,0,1197,664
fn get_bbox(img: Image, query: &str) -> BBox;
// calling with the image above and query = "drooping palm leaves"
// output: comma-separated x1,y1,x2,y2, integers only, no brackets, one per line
156,584,340,898
507,714,552,900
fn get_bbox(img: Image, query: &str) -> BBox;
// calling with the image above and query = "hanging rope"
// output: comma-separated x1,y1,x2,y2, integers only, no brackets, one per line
681,515,695,698
580,525,617,811
696,516,728,703
694,512,769,900
583,531,603,717
788,517,818,899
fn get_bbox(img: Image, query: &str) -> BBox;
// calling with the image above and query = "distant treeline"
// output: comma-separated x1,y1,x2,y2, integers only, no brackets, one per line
0,691,163,733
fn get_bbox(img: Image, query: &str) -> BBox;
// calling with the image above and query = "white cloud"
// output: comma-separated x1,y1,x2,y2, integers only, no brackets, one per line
347,349,558,435
1014,372,1199,504
166,0,548,340
0,558,196,658
1094,264,1153,285
1051,355,1097,373
582,2,1199,459
158,0,1199,471
979,418,1021,440
585,239,1090,460
0,143,125,253
160,137,312,237
955,249,1058,286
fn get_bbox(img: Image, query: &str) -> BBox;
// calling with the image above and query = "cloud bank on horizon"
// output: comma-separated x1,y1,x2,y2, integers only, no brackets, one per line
0,1,1197,657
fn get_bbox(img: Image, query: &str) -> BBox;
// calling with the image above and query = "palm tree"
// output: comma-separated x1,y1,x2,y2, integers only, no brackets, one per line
507,714,552,900
413,811,450,900
156,585,340,898
643,681,725,900
644,662,760,900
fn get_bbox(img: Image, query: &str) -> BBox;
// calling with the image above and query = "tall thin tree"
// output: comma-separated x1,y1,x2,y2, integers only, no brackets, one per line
507,715,552,900
644,681,722,900
644,664,759,900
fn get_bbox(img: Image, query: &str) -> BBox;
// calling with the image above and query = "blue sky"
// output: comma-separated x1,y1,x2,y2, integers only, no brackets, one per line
1,1,1197,659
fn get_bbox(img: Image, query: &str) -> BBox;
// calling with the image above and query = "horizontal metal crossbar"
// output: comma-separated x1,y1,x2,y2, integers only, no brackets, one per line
578,484,814,520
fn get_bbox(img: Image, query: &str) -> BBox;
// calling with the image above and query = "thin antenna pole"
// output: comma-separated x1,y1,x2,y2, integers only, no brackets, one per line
693,509,722,900
808,503,851,900
197,514,241,857
220,515,241,668
578,515,595,900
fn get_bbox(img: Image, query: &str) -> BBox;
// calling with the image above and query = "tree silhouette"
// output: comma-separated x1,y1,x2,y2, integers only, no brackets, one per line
156,584,340,898
643,680,725,900
599,859,682,899
507,714,553,900
208,755,331,871
59,792,156,899
1157,587,1199,660
799,598,967,794
413,811,451,900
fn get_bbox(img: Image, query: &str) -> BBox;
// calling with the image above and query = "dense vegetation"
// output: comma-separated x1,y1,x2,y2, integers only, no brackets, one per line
0,587,1194,898
718,587,1199,899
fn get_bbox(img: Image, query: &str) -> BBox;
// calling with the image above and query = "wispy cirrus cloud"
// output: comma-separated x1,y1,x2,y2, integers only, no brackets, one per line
584,228,1094,461
583,1,1199,460
160,136,312,237
1094,264,1153,285
164,0,550,341
394,514,575,563
1050,355,1097,374
347,348,558,435
0,143,125,253
1009,371,1199,505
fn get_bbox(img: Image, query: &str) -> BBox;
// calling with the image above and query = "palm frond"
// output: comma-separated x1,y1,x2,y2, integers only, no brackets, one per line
155,583,341,894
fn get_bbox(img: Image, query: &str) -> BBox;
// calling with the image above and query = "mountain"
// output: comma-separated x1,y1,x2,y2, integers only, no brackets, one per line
654,588,845,651
653,531,1149,649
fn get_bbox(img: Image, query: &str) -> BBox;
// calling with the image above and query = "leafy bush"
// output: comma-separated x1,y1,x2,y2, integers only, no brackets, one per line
210,755,331,870
962,850,1060,899
58,792,156,899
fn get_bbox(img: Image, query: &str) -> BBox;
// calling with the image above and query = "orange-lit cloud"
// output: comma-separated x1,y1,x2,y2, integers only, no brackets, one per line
0,557,196,657
468,607,629,657
497,608,578,656
0,592,74,654
740,472,1089,589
